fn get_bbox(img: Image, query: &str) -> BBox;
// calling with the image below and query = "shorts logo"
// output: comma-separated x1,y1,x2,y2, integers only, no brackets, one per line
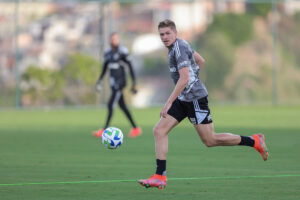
189,117,196,124
207,114,212,122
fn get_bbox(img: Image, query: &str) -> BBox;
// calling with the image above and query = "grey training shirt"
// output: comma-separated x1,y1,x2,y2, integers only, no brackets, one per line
168,38,208,102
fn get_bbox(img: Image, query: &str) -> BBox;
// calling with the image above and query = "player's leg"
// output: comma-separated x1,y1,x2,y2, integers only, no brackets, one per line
139,99,186,189
153,114,179,160
191,97,268,160
93,89,119,137
105,89,120,128
118,92,141,137
194,123,269,160
194,123,243,147
138,114,178,189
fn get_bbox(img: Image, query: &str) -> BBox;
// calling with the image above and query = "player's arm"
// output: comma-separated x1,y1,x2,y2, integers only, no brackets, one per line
193,51,205,69
95,61,108,91
123,54,137,94
127,60,137,93
98,61,108,81
160,67,189,118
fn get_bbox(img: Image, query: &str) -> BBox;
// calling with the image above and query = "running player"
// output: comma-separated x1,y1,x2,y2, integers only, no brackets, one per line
93,32,142,138
138,19,268,189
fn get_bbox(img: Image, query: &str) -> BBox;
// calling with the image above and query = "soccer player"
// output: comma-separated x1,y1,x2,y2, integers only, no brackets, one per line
93,32,142,138
138,19,268,189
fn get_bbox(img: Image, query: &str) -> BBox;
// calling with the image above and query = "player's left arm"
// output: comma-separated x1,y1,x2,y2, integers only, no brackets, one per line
160,67,189,118
122,52,137,94
126,60,137,87
193,51,205,69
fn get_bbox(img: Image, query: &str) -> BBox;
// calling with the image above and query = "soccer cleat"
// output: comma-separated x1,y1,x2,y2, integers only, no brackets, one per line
138,174,167,189
128,127,142,138
252,133,269,161
93,129,104,138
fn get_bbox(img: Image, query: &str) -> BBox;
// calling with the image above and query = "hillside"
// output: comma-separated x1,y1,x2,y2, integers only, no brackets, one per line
207,16,300,104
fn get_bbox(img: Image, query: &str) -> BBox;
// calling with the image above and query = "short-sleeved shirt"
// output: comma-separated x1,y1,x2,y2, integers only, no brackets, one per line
104,45,131,89
168,38,208,102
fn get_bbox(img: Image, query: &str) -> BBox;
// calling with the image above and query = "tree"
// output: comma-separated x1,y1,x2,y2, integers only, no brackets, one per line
21,53,101,106
207,13,254,46
61,53,100,105
247,3,272,17
196,32,235,92
21,65,65,105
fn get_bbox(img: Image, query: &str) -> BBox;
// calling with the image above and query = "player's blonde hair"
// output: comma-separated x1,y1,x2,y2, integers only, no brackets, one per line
158,19,176,31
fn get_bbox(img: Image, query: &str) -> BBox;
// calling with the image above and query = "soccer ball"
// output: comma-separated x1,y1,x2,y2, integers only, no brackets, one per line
102,127,123,149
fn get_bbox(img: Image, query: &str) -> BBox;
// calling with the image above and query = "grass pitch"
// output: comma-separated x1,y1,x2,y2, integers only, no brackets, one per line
0,105,300,200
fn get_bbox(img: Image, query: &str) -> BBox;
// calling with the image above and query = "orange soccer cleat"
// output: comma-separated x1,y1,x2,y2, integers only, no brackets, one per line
252,133,269,161
138,174,167,189
93,129,104,138
128,127,142,138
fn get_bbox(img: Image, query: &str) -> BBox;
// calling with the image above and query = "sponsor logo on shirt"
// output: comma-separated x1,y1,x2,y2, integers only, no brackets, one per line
109,63,119,69
170,67,176,72
113,53,120,60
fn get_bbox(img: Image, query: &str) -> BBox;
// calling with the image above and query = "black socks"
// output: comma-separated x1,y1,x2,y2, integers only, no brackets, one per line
239,136,255,147
156,159,166,176
155,137,253,177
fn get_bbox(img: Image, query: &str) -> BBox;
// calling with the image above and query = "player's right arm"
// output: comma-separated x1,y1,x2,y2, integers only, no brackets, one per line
193,51,205,69
98,61,108,82
96,60,108,92
160,67,189,118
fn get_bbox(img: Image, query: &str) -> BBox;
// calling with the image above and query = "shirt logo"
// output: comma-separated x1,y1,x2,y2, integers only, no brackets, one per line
109,63,119,69
170,67,176,72
113,53,119,60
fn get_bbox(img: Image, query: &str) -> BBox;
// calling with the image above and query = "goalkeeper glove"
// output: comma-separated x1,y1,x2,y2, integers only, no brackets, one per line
131,85,137,94
95,80,102,92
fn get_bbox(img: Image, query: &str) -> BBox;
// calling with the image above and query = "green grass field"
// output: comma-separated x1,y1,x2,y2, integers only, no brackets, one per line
1,105,300,200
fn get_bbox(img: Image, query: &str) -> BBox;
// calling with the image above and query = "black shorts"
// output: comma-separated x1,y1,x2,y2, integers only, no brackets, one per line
167,96,213,125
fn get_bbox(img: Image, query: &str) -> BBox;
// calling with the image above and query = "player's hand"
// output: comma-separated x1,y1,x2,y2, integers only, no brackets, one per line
95,80,102,92
160,102,172,118
131,85,138,94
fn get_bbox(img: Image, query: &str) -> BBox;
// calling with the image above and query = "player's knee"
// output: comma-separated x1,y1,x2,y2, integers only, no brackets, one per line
153,125,160,136
202,136,217,147
153,125,165,138
203,140,215,147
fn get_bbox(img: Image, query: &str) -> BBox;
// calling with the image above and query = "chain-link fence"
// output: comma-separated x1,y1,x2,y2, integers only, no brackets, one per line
1,0,300,108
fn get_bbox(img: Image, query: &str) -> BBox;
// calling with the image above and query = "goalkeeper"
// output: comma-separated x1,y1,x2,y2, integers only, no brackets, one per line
93,32,142,138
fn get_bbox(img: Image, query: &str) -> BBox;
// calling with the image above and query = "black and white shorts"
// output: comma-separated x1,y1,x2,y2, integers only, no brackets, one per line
167,96,213,125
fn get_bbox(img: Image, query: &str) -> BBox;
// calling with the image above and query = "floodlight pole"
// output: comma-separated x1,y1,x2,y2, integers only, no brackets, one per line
271,0,279,105
14,0,21,108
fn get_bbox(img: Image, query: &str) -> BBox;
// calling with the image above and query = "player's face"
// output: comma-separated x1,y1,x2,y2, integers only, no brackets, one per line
110,34,120,48
158,27,177,48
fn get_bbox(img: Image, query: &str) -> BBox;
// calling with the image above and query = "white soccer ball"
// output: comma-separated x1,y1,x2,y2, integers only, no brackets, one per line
102,127,123,149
